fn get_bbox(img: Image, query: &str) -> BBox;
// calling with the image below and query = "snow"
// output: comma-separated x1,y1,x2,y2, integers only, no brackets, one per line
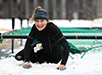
0,48,102,75
0,18,102,75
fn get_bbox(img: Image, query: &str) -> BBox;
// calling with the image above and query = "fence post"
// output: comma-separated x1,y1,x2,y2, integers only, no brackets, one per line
52,0,57,19
73,0,79,19
25,0,29,27
34,0,38,9
44,0,48,12
61,0,67,19
93,0,97,19
83,0,87,19
11,18,15,53
17,0,23,46
8,0,12,18
20,18,23,46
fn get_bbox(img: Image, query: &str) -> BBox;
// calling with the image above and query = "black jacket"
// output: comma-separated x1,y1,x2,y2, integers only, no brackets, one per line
24,22,70,65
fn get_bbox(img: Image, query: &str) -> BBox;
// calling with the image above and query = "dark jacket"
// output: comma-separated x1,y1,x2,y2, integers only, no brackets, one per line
24,22,70,65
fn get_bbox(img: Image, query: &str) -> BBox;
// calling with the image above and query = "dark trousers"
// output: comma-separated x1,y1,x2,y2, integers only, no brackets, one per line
15,44,61,64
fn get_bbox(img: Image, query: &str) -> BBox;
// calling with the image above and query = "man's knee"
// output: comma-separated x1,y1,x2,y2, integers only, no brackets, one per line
15,54,24,61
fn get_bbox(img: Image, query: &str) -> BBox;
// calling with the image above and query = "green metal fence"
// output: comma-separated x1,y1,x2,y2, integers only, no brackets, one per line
1,27,102,59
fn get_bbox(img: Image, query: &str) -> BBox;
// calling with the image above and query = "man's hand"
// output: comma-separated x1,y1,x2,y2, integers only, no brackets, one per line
56,65,66,71
22,62,32,69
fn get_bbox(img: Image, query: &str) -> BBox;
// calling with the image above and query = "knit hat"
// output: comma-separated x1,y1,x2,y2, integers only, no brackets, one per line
34,10,48,21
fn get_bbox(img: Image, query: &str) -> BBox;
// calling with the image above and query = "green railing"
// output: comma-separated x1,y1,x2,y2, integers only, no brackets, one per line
1,27,102,59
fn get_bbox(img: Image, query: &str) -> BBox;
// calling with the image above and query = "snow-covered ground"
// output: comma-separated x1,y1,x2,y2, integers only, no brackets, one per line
0,47,102,75
0,18,102,75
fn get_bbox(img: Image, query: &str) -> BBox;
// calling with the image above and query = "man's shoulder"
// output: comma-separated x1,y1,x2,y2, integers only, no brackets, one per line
48,22,58,29
47,22,60,35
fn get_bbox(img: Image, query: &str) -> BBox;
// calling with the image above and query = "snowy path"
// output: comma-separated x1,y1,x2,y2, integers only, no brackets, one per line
0,47,102,75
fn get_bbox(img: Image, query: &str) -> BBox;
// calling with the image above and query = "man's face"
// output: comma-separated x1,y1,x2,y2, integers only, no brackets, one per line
35,19,48,31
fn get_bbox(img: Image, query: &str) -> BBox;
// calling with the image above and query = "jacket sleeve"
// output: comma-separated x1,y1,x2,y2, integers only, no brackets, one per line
59,38,70,65
49,23,70,65
24,25,36,62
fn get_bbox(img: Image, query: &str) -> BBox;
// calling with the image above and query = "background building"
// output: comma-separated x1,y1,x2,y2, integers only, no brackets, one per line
0,0,102,20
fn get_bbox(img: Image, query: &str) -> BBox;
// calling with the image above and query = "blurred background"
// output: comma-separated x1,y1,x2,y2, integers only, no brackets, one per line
0,0,102,20
0,1,102,74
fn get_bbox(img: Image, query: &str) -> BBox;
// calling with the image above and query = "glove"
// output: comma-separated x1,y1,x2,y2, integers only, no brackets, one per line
22,62,32,69
56,65,66,71
33,43,43,53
